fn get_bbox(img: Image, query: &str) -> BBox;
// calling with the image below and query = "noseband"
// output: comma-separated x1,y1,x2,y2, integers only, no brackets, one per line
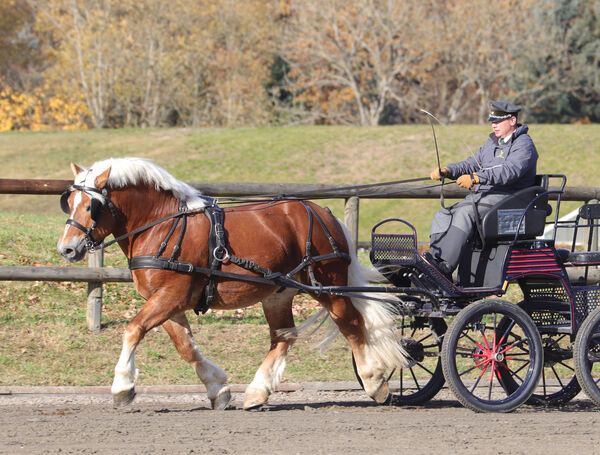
61,184,118,251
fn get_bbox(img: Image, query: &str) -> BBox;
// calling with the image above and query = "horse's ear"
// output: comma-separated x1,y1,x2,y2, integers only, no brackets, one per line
94,167,112,190
70,162,84,177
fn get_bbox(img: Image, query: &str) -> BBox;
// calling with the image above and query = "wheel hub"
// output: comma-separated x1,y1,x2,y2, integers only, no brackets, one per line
471,337,508,370
542,338,572,367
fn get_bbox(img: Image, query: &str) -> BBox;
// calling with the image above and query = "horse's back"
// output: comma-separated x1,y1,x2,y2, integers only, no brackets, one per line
224,199,348,250
217,200,348,276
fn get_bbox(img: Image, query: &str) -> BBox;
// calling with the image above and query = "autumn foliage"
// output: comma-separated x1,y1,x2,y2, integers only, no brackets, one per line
0,0,598,130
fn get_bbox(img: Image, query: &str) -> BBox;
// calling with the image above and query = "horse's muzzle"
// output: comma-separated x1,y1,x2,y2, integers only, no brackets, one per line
57,237,88,262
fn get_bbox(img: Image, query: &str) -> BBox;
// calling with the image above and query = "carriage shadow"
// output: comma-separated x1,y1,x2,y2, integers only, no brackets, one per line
146,396,598,413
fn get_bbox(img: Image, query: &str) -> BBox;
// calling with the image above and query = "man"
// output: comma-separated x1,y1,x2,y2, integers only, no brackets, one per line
427,100,538,278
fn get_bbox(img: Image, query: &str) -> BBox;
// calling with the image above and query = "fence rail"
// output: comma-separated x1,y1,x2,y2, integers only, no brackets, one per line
2,177,599,331
3,177,600,200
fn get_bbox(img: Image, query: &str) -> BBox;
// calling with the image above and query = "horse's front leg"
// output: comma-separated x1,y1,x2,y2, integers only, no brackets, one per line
111,323,141,405
162,313,231,410
111,292,177,406
244,287,297,410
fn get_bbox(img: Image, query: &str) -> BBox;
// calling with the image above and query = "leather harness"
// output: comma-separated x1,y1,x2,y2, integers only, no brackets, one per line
124,200,351,314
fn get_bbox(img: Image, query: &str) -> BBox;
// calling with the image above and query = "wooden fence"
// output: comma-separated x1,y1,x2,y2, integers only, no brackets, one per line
2,177,600,331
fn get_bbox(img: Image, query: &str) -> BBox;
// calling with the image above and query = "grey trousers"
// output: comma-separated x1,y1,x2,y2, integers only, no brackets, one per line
429,192,508,269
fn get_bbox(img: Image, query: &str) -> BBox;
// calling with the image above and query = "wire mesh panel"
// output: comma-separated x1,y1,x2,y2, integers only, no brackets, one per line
371,233,418,265
521,282,572,329
574,287,600,331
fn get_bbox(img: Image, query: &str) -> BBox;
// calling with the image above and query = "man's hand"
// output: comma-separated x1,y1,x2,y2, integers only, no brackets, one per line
430,167,449,181
456,173,480,189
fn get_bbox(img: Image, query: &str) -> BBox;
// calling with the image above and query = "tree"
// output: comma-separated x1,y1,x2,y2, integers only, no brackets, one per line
280,0,433,125
419,0,536,124
0,0,45,91
513,0,600,123
30,0,279,128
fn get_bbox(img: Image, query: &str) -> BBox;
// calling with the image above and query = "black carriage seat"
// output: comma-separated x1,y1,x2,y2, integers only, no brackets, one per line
479,175,551,242
458,175,552,288
556,203,600,266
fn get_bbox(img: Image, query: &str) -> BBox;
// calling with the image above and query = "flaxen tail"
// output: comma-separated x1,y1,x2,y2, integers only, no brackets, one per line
341,222,410,370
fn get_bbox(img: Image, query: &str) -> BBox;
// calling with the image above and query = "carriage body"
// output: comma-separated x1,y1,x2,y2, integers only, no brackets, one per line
368,174,600,411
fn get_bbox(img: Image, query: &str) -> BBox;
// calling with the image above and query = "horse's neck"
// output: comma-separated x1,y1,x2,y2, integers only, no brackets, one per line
112,185,181,251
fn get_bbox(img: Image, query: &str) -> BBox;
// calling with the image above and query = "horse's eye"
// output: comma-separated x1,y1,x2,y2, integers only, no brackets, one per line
85,205,91,212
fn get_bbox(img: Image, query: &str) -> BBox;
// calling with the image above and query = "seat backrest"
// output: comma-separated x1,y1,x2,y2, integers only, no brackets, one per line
480,175,550,242
578,203,600,221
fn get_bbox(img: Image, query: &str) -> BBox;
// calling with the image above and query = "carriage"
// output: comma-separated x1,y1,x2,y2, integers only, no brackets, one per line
57,158,600,413
363,173,600,412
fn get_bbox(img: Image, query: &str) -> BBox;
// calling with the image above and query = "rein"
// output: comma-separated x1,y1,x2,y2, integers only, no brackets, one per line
62,175,444,313
212,176,440,204
62,174,443,251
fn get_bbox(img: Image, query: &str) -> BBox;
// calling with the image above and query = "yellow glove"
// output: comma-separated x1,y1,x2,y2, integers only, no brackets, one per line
456,173,479,189
430,167,449,181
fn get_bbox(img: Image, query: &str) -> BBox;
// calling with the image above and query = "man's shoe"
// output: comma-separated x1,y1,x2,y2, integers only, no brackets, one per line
423,252,454,281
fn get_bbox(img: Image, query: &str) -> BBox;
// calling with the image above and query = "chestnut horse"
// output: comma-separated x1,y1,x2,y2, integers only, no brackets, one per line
57,157,408,410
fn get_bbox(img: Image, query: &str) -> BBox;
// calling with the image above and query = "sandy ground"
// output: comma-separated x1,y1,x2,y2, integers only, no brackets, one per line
2,384,600,455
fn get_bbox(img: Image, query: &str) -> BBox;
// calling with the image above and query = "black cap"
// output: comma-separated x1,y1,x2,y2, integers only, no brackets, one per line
487,100,521,122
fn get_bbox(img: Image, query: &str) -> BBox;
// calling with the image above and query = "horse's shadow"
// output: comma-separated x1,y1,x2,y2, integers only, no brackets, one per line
148,397,598,413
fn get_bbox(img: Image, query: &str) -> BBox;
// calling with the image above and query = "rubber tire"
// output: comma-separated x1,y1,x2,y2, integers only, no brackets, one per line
500,301,581,407
527,332,581,406
352,317,446,406
574,306,600,406
441,299,543,413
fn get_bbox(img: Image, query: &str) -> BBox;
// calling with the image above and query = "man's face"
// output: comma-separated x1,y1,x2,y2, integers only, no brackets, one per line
491,116,517,138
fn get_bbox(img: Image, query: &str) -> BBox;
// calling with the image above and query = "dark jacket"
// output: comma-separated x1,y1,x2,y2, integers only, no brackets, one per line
446,124,538,194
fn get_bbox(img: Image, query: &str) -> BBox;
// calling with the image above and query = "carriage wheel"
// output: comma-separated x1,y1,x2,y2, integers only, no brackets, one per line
497,301,581,407
574,306,600,406
352,316,446,406
441,299,543,412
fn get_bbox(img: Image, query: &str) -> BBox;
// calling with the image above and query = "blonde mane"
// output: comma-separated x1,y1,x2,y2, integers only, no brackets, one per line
74,157,210,210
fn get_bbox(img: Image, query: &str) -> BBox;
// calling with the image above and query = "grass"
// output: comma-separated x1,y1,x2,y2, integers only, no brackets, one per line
0,211,356,386
2,124,599,237
1,125,598,387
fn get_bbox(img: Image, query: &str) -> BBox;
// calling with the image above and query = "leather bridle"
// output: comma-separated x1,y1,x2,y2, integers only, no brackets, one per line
60,184,118,251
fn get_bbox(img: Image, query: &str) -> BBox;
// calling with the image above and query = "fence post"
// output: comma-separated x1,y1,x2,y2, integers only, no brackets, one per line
344,196,360,254
87,250,104,332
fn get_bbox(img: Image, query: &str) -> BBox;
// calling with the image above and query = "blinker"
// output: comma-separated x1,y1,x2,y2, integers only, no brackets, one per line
59,185,105,221
60,190,71,214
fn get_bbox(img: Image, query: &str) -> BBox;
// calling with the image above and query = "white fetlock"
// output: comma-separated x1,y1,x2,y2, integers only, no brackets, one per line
111,367,138,395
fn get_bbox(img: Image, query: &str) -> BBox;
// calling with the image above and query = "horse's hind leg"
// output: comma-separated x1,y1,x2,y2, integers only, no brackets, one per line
162,313,231,410
319,295,395,404
244,287,297,410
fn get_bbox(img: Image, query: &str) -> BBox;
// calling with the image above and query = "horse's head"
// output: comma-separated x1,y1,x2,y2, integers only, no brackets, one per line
57,162,116,262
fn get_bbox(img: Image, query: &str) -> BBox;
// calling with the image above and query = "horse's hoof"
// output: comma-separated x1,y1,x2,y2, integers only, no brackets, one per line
113,388,136,406
243,401,265,411
210,387,232,410
243,390,268,410
371,381,390,404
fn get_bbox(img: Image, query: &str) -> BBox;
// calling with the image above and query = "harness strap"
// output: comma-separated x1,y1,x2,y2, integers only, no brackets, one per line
128,201,352,310
100,210,189,250
196,206,226,314
155,215,182,258
127,255,440,308
129,255,288,287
